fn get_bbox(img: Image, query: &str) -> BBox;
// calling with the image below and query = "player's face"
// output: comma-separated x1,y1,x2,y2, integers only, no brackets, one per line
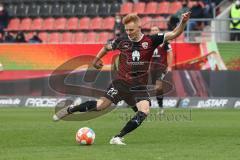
150,27,160,35
125,22,141,40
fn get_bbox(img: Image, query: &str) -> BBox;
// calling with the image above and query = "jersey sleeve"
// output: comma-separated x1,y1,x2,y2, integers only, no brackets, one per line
107,38,121,50
164,42,172,52
150,33,165,48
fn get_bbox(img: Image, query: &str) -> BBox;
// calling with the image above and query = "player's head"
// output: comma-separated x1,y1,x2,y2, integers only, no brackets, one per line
150,26,160,35
122,13,141,40
236,0,240,8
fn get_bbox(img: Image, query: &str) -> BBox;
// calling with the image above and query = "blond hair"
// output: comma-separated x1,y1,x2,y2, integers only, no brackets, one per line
122,13,141,25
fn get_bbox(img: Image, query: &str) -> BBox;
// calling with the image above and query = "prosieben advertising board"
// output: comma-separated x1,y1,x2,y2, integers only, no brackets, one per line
0,96,239,108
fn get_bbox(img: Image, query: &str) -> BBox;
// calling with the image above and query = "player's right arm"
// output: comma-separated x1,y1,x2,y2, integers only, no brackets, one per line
93,38,120,69
92,43,114,69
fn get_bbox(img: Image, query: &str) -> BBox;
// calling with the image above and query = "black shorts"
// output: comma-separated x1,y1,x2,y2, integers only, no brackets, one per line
104,79,151,106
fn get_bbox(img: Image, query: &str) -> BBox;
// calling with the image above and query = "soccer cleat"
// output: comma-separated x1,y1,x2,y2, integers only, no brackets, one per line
157,108,164,115
160,109,164,114
109,137,126,145
53,100,73,121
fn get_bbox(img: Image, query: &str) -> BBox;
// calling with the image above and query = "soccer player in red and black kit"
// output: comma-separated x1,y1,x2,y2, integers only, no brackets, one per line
150,26,173,114
131,26,173,114
53,12,190,145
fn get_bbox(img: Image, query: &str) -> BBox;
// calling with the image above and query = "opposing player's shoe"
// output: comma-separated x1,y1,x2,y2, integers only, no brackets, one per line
53,100,73,121
157,108,164,115
109,137,126,145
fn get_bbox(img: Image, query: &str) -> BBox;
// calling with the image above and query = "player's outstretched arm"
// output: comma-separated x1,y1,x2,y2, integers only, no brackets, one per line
92,44,112,69
164,12,191,41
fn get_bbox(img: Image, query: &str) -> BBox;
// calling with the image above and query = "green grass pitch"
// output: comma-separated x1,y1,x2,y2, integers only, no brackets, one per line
0,107,240,160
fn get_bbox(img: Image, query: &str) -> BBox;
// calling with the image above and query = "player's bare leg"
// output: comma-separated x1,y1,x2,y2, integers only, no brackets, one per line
111,100,149,145
53,97,112,121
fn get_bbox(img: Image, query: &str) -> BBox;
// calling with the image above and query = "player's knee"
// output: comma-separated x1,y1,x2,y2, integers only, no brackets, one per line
155,84,163,91
155,80,163,91
96,97,112,111
141,108,150,115
139,105,150,115
137,100,150,115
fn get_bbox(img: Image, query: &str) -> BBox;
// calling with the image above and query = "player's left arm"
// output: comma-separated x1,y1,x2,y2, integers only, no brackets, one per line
164,12,190,41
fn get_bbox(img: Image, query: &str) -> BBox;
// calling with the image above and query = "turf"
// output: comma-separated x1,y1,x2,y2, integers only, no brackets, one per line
0,107,240,160
217,42,240,63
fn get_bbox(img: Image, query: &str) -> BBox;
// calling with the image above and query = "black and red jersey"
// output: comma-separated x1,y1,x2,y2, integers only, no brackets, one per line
109,33,165,86
151,42,172,71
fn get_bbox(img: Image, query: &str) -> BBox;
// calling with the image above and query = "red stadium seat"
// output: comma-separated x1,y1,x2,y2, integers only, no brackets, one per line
144,2,158,15
154,16,167,30
61,32,73,43
142,16,152,30
157,1,170,15
89,17,103,30
133,2,145,15
19,18,32,31
85,32,97,44
73,32,85,43
31,18,43,31
168,2,182,14
7,18,20,31
120,2,133,15
42,18,55,30
78,17,90,30
102,17,115,30
48,32,61,43
66,17,79,30
96,32,110,44
26,32,33,41
108,32,114,40
39,32,48,43
54,18,67,30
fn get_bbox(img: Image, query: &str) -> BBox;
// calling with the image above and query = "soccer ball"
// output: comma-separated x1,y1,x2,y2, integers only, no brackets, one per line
76,127,95,145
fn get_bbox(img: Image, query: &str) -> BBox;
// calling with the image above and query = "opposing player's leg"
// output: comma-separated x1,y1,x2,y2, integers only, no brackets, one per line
53,97,112,121
111,100,149,145
155,79,164,114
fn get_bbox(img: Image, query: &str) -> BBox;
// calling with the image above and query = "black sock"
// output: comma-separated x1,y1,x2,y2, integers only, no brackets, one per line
68,100,97,113
131,106,138,112
115,111,147,138
156,96,163,108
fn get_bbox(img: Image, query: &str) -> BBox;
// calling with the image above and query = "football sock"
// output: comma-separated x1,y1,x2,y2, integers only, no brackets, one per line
115,111,147,138
156,89,163,108
156,96,163,108
68,100,97,113
131,106,138,112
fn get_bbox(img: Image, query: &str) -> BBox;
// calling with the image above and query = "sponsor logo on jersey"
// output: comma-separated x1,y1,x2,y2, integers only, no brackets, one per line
127,50,144,65
152,48,161,58
132,50,140,61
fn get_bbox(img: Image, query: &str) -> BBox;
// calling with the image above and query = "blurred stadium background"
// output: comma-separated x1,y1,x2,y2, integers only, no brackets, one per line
0,0,239,108
0,0,240,159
